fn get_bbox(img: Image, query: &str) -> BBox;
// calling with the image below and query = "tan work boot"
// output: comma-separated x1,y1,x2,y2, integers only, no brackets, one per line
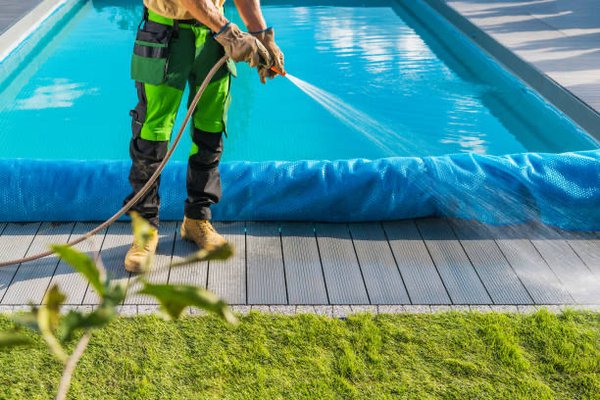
124,228,159,273
180,217,227,252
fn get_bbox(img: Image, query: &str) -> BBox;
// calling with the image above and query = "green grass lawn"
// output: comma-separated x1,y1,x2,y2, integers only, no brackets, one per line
0,309,598,399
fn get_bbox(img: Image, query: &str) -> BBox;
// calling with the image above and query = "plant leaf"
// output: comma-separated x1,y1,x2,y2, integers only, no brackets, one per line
0,332,33,349
38,285,68,362
103,282,126,306
130,211,153,246
40,285,66,333
51,245,104,296
57,281,122,341
130,211,155,273
138,282,238,324
58,305,116,342
171,242,234,267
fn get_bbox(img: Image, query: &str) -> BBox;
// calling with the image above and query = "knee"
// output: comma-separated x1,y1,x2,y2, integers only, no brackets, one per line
190,129,223,165
130,137,168,162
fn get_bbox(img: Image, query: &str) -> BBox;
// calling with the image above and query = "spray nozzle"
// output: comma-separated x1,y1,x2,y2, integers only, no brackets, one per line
270,66,287,77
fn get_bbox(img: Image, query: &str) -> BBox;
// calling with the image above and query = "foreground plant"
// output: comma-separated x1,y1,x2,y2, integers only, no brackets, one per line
0,213,236,400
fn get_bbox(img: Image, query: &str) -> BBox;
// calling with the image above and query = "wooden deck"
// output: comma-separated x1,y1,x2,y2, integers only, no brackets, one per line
0,2,598,313
0,219,598,307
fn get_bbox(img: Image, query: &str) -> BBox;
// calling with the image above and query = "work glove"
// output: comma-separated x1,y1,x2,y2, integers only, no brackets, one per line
214,22,272,69
251,27,285,83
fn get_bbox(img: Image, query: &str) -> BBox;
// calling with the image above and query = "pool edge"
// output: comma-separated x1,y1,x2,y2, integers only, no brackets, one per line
0,0,69,62
421,0,600,143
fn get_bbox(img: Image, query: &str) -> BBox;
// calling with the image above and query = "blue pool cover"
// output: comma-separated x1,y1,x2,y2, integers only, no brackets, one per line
1,149,599,230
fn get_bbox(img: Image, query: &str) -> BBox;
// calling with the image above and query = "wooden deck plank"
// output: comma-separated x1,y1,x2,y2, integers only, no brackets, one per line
2,222,74,305
349,223,409,305
207,222,246,305
47,223,107,305
382,221,451,305
280,223,328,305
450,220,534,305
125,222,177,305
0,223,40,302
560,230,600,277
416,219,491,305
169,222,207,288
315,224,369,305
246,223,286,304
529,227,600,304
493,226,573,304
82,223,132,305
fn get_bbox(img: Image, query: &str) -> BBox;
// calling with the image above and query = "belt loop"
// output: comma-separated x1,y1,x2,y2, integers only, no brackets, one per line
173,20,179,31
172,19,180,37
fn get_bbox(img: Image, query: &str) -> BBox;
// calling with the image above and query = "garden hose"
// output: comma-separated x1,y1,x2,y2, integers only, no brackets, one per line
0,56,230,268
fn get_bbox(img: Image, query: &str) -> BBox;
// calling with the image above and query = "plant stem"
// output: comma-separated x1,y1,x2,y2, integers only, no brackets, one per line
55,330,92,400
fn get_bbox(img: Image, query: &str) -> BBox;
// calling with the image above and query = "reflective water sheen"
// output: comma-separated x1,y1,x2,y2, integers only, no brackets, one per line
0,0,596,161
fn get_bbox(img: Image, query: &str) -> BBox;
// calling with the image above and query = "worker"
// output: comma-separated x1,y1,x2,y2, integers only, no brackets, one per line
123,0,285,271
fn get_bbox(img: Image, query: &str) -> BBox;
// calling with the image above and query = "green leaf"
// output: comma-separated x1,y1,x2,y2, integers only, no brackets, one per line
171,242,234,267
33,284,68,363
10,306,68,358
38,285,68,362
0,332,33,349
103,282,126,306
51,245,105,296
40,285,66,333
130,211,156,273
130,211,153,246
138,282,238,324
58,305,116,342
57,282,122,342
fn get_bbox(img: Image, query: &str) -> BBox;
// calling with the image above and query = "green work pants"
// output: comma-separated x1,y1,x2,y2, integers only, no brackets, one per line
124,9,235,226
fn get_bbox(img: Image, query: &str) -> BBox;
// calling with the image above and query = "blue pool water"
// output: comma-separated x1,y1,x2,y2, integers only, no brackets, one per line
0,0,596,163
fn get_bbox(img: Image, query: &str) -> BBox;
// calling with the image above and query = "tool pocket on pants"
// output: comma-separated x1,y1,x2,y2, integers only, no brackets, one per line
129,82,147,138
130,21,172,85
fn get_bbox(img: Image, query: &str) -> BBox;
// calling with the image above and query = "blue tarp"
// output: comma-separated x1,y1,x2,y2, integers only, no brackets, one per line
0,149,599,230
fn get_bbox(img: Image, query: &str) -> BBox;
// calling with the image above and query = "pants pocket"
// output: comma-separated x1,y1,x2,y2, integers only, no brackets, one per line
130,21,172,85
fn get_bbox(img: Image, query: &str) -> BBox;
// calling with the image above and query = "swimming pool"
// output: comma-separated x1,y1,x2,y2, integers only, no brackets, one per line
0,0,598,228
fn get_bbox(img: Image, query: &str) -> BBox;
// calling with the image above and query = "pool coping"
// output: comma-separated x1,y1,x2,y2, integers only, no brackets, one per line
0,0,66,62
424,0,600,143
